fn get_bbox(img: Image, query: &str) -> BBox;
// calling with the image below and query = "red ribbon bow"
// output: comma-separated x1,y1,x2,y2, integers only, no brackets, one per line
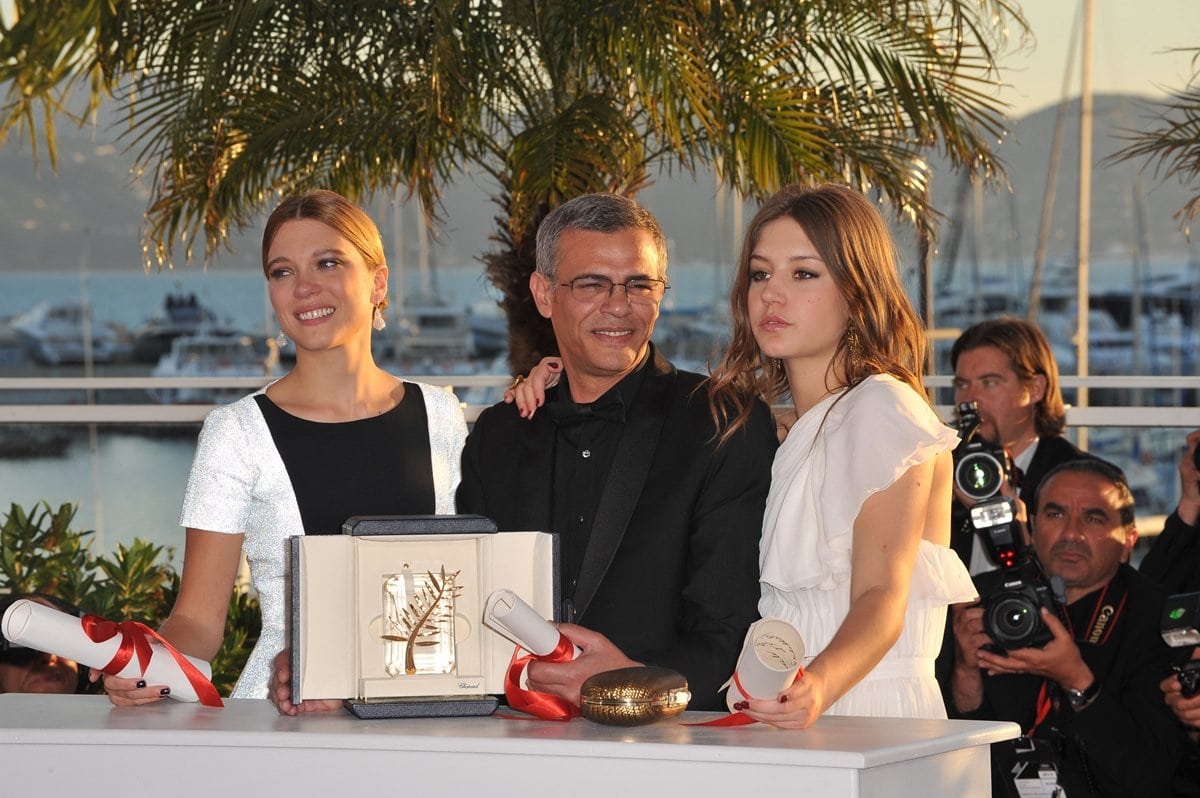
503,636,579,721
82,615,223,708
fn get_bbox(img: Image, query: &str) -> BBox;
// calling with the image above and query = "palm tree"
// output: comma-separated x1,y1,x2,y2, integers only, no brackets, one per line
2,1,1028,370
1107,54,1200,235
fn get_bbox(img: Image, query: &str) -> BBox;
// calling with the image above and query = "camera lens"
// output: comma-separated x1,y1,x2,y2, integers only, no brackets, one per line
988,595,1039,646
955,451,1004,500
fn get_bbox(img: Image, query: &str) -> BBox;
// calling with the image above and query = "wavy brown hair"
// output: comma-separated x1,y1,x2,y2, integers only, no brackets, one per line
708,183,928,442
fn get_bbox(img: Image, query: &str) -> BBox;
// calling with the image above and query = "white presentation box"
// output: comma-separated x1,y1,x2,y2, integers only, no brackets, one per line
287,515,558,718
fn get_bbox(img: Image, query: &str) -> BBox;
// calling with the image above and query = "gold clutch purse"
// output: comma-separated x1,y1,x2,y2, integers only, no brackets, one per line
579,666,691,726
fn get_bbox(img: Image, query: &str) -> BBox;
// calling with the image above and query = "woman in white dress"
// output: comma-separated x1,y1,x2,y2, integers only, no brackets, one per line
707,183,975,728
99,190,468,707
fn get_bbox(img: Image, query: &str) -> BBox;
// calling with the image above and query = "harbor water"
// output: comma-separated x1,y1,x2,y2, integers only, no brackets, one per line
0,259,1194,556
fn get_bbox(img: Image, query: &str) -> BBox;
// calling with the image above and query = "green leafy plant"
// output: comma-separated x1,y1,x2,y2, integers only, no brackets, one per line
0,501,258,696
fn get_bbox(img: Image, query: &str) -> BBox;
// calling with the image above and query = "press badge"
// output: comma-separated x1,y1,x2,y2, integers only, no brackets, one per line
1004,736,1065,798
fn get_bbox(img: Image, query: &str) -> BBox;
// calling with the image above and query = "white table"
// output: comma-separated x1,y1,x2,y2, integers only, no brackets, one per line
0,695,1017,797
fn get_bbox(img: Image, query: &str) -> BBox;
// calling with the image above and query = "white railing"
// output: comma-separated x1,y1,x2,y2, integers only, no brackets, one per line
926,375,1200,429
0,374,504,423
2,374,1197,426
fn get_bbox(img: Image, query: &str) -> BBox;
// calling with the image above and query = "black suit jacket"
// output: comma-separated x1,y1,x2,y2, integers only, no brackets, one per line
457,347,779,709
1140,511,1200,595
1021,433,1088,512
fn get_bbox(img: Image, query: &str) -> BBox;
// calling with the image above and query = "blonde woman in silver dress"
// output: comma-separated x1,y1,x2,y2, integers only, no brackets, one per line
100,190,467,705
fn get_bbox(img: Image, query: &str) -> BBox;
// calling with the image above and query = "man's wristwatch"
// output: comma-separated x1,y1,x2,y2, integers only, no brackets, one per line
1064,680,1102,711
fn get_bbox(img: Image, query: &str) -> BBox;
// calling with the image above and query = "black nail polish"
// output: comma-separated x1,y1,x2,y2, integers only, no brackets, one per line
136,680,146,689
160,687,171,696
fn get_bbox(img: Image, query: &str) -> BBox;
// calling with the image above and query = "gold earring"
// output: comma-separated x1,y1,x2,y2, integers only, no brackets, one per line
846,326,863,363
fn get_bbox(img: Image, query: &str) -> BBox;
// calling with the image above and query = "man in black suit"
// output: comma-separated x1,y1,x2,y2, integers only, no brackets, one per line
949,317,1087,574
457,193,778,710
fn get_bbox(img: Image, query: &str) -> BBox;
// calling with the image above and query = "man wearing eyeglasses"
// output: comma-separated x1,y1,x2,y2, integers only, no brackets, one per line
458,193,778,711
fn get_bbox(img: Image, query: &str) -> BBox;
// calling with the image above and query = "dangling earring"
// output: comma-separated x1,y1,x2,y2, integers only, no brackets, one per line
846,325,863,364
275,330,288,348
372,302,387,332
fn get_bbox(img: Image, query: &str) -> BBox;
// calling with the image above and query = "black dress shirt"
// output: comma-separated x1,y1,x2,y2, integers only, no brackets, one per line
550,360,648,616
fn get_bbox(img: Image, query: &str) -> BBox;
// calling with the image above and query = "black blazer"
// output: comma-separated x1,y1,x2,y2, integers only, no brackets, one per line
457,347,779,709
1140,511,1200,595
1021,433,1088,512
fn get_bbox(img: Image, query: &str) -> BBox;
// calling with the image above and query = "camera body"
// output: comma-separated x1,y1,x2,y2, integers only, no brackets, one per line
1175,661,1200,698
1161,591,1200,697
975,556,1065,651
969,497,1068,651
952,401,1014,502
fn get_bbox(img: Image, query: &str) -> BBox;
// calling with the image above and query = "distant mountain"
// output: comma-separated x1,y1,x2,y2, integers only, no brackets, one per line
0,92,1193,276
927,94,1196,269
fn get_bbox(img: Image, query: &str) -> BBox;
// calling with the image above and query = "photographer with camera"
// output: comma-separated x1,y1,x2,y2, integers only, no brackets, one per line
950,318,1088,575
1140,430,1200,794
947,459,1180,797
1141,429,1200,596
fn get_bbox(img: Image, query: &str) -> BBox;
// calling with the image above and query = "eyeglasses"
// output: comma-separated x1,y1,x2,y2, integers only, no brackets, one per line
558,276,670,303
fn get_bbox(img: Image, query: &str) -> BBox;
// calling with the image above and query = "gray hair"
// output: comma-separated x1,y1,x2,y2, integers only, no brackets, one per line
534,193,668,281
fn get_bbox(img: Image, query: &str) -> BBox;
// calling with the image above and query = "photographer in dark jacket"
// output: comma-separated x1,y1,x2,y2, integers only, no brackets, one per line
947,459,1181,797
1140,429,1200,796
1140,429,1200,595
950,318,1088,574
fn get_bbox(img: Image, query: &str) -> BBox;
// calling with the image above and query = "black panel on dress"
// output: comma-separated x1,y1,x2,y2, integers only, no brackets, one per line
255,385,435,534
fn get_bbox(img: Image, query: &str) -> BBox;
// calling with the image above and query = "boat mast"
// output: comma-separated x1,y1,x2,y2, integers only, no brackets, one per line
1075,0,1094,449
1028,5,1080,326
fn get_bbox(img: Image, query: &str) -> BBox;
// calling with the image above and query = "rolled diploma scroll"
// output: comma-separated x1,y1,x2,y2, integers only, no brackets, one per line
2,599,213,703
723,617,805,712
483,588,580,658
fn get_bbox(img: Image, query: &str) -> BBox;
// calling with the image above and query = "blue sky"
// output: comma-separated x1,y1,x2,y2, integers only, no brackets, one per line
1001,0,1197,116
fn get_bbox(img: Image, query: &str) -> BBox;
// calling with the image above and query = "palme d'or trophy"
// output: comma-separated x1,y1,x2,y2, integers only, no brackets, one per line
380,564,461,678
483,588,690,726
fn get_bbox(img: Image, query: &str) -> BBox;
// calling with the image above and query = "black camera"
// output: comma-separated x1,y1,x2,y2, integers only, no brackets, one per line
1161,591,1200,697
970,498,1068,651
952,401,1014,502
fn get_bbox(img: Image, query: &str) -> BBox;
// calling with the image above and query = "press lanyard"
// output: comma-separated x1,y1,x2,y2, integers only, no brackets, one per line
1027,570,1129,735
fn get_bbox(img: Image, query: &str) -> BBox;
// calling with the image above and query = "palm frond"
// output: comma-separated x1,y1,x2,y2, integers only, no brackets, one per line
1106,78,1200,231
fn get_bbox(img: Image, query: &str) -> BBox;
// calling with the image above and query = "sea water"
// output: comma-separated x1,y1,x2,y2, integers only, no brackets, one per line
0,262,726,554
0,259,1192,556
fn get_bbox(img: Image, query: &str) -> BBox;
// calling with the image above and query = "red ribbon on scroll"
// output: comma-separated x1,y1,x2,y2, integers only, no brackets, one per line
687,670,760,727
686,668,805,727
502,636,579,721
81,615,224,708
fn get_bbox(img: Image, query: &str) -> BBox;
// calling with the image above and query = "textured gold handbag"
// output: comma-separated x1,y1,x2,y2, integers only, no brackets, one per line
579,666,691,726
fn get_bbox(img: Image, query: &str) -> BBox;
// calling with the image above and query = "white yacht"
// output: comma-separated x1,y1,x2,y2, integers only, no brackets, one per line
10,300,127,366
147,331,277,404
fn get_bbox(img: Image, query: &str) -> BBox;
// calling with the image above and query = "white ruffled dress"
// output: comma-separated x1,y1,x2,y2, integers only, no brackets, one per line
758,374,976,719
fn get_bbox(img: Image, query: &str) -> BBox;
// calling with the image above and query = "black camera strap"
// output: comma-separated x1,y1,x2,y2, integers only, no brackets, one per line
1027,568,1131,735
1077,571,1130,648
